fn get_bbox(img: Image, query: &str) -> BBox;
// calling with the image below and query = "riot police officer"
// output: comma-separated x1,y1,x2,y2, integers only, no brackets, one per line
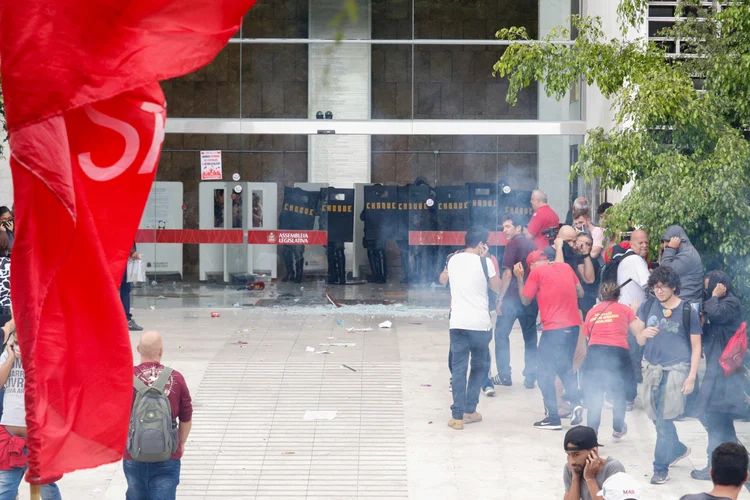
361,184,396,284
320,187,354,285
279,187,320,283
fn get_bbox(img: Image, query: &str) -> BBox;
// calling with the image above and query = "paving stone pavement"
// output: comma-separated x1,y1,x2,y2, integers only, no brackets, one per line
17,306,750,500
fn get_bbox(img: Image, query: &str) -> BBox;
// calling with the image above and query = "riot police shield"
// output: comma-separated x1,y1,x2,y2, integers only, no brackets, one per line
467,183,499,231
363,185,398,241
498,188,534,226
322,187,354,242
279,187,320,230
435,185,470,231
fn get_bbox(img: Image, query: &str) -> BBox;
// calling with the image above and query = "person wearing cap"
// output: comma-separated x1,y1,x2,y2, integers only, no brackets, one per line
596,472,641,500
680,442,749,500
563,426,625,500
515,249,585,430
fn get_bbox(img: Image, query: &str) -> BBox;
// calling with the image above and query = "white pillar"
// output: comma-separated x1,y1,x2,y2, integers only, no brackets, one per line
537,0,572,219
308,0,371,187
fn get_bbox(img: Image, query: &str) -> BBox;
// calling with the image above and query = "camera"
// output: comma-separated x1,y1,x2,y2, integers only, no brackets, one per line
541,226,559,243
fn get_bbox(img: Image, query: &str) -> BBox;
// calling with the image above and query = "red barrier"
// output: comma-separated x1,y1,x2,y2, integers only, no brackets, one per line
135,229,243,244
247,230,328,245
409,231,508,246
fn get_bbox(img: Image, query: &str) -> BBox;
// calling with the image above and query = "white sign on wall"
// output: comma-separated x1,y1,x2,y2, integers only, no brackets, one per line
200,150,222,180
139,182,184,276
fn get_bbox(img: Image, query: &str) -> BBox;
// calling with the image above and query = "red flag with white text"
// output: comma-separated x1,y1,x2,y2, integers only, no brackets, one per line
0,0,256,483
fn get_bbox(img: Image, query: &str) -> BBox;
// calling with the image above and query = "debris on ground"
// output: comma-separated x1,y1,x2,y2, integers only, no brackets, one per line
379,320,392,329
326,293,343,308
420,384,432,387
346,327,373,333
233,341,248,345
337,319,345,327
303,410,337,421
319,343,356,347
341,364,357,372
315,350,333,355
211,312,220,318
282,451,295,455
305,346,315,353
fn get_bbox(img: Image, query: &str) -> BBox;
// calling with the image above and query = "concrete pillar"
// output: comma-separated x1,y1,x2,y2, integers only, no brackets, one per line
308,0,371,187
537,0,573,219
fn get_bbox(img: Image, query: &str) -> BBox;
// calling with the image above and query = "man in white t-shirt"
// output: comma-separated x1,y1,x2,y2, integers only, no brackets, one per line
615,229,651,403
440,227,502,431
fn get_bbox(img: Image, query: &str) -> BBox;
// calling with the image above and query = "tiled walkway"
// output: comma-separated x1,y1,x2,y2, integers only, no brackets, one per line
28,305,750,500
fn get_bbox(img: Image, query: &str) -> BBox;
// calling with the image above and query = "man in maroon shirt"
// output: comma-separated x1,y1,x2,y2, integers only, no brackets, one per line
123,331,193,500
516,251,584,430
526,189,560,250
492,214,538,389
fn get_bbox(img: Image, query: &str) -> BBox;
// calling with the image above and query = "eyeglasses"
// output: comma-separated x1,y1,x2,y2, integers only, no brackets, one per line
652,285,673,292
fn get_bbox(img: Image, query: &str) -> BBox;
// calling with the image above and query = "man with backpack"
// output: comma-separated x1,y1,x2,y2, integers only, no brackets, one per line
632,266,702,485
124,331,193,499
439,227,502,430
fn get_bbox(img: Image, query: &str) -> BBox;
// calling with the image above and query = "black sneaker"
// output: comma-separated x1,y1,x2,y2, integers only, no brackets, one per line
650,470,669,484
570,405,584,426
491,375,512,386
128,319,143,332
524,377,536,389
690,467,711,481
534,416,562,430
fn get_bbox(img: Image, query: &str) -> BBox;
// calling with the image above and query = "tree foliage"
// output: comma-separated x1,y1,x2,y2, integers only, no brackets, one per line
494,0,750,303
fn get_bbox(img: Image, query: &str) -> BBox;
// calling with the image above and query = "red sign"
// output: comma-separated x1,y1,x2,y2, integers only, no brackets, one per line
135,229,244,244
248,230,328,246
409,231,508,246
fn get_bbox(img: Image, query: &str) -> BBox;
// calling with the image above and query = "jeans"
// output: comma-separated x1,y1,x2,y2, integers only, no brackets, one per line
0,466,61,500
449,329,492,419
537,327,581,419
120,270,132,321
652,373,687,472
494,299,538,380
703,412,738,465
124,459,181,500
626,331,643,401
448,349,494,391
584,345,630,435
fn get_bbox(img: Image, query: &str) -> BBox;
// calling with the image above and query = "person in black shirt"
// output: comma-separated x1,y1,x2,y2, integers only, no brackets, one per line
575,233,600,318
554,225,596,288
680,442,748,500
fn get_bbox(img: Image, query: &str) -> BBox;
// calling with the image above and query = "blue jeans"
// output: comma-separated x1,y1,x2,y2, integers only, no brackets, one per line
449,329,492,419
120,270,132,321
0,466,61,500
652,373,687,472
124,459,181,500
537,327,581,419
494,299,538,380
583,345,630,435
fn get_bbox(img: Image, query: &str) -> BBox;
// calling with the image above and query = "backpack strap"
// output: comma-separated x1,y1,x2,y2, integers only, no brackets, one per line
479,255,490,284
133,375,148,391
682,301,692,340
152,367,173,392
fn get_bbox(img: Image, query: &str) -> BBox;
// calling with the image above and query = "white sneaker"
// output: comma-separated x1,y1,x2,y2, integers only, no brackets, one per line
483,386,496,397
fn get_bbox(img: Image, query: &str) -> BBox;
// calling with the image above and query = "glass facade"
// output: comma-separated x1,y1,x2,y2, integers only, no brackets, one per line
142,0,587,291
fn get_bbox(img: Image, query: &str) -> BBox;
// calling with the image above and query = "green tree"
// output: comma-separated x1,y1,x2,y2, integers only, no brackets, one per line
493,0,750,303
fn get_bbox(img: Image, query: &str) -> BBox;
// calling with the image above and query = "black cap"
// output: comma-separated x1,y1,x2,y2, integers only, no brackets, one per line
564,426,602,451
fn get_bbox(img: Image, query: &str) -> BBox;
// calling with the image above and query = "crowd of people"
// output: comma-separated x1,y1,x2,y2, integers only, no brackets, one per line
442,190,750,498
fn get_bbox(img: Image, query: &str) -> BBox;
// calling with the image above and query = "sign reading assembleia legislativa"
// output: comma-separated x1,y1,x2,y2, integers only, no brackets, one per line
274,232,310,244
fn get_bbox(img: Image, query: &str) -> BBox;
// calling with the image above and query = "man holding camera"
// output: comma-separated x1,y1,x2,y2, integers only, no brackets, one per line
527,189,560,250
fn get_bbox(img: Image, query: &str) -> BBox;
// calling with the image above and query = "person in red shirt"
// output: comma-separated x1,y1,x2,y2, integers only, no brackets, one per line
582,282,639,439
516,250,584,430
526,189,560,250
123,331,193,500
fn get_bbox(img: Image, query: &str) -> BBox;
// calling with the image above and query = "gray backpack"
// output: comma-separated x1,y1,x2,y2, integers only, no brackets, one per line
127,367,178,462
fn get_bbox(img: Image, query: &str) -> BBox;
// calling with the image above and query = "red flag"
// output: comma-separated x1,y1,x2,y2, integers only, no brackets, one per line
0,0,256,483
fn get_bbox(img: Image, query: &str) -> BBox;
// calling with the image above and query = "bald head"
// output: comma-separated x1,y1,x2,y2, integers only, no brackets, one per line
630,230,650,258
558,225,577,243
138,331,163,362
